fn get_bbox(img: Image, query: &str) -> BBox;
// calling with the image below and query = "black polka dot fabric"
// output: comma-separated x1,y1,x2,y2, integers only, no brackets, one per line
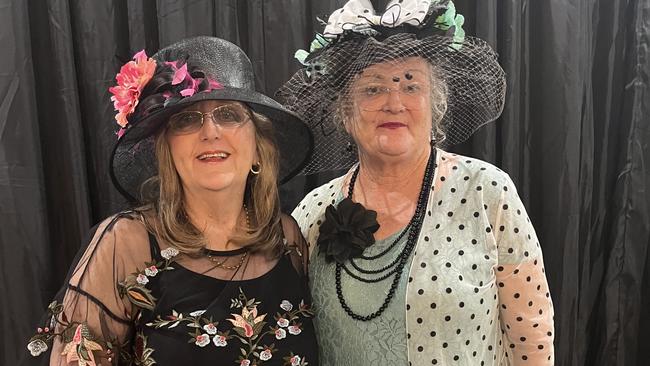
292,149,555,365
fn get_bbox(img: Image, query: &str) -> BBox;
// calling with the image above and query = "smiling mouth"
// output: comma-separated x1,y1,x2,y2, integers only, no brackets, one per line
197,152,230,161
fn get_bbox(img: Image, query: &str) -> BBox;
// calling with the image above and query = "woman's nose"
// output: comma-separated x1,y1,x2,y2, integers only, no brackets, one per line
198,114,222,140
382,89,406,113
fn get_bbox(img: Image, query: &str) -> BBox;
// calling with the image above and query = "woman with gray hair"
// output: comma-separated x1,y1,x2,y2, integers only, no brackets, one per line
279,0,554,365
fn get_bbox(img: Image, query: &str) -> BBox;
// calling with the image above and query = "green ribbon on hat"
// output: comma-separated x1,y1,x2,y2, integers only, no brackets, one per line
434,1,465,49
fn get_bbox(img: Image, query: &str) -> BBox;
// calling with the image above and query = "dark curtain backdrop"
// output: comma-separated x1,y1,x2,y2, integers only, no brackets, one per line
2,0,648,365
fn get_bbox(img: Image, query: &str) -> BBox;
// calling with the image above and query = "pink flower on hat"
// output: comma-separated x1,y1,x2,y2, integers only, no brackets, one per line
109,50,156,132
165,60,223,98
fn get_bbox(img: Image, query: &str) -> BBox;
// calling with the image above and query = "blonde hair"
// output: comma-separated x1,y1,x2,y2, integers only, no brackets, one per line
139,109,283,256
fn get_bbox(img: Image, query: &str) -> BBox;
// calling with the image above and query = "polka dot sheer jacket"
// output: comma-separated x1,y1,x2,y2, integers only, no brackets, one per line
292,149,555,365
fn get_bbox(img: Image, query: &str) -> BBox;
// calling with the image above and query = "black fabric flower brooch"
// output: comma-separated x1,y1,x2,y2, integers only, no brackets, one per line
317,197,380,263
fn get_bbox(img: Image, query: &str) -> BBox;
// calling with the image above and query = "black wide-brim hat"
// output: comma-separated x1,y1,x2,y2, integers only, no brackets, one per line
110,37,313,203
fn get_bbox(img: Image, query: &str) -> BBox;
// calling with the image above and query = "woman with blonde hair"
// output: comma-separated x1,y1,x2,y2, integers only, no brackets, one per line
26,37,317,366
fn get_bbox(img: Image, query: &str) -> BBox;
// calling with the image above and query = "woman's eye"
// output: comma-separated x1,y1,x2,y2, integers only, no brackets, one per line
215,109,237,122
171,113,199,128
181,115,196,124
364,86,381,96
223,111,236,120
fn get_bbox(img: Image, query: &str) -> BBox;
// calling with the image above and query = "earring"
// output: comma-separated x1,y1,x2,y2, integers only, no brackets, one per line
250,162,261,175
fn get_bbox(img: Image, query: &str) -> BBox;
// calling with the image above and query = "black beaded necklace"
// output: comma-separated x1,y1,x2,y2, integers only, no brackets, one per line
335,146,437,321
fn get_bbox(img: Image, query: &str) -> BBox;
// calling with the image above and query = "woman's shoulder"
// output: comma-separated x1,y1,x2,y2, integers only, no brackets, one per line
291,173,347,238
293,174,347,212
97,210,148,236
90,209,153,255
436,149,515,187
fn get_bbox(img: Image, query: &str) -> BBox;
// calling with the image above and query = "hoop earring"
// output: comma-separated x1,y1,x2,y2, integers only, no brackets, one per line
250,162,261,175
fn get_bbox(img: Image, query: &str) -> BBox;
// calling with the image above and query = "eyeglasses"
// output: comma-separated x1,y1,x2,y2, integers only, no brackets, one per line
350,82,429,111
168,104,251,134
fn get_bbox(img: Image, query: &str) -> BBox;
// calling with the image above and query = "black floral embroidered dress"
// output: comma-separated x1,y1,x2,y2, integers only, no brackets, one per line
27,212,318,366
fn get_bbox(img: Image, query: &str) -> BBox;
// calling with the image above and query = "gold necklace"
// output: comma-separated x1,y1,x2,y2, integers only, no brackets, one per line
206,251,248,270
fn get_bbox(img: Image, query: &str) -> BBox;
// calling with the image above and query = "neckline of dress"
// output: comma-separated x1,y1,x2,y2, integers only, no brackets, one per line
201,246,248,257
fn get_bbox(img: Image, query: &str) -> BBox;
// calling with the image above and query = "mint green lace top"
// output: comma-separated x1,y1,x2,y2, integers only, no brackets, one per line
309,212,412,366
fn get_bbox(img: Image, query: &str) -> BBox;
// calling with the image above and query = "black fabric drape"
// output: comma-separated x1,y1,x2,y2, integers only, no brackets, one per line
2,1,648,365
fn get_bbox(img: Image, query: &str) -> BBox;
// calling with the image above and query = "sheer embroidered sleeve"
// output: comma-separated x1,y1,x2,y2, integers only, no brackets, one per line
490,175,555,365
27,212,154,366
281,213,311,278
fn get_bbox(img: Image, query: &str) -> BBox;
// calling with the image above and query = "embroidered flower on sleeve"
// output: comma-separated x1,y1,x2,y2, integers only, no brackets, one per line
144,266,158,277
160,247,179,260
135,273,149,285
133,332,155,365
27,339,48,357
239,360,251,366
118,257,175,311
61,324,104,366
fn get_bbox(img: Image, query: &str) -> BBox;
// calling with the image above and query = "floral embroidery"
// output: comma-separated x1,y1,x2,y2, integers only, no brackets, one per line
136,274,149,285
28,238,314,364
144,266,159,277
27,338,48,356
277,318,290,328
213,335,228,347
27,301,119,365
194,334,211,347
275,328,287,340
60,324,103,366
146,288,314,365
228,302,266,338
146,309,232,350
190,309,206,317
118,249,178,310
259,347,273,361
283,353,309,366
204,322,218,335
160,247,179,260
230,290,314,365
280,300,293,311
288,324,302,336
133,331,156,366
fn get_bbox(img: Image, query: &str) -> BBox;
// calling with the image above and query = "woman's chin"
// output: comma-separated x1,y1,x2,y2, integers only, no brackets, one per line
189,173,243,193
374,140,414,157
364,139,430,163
